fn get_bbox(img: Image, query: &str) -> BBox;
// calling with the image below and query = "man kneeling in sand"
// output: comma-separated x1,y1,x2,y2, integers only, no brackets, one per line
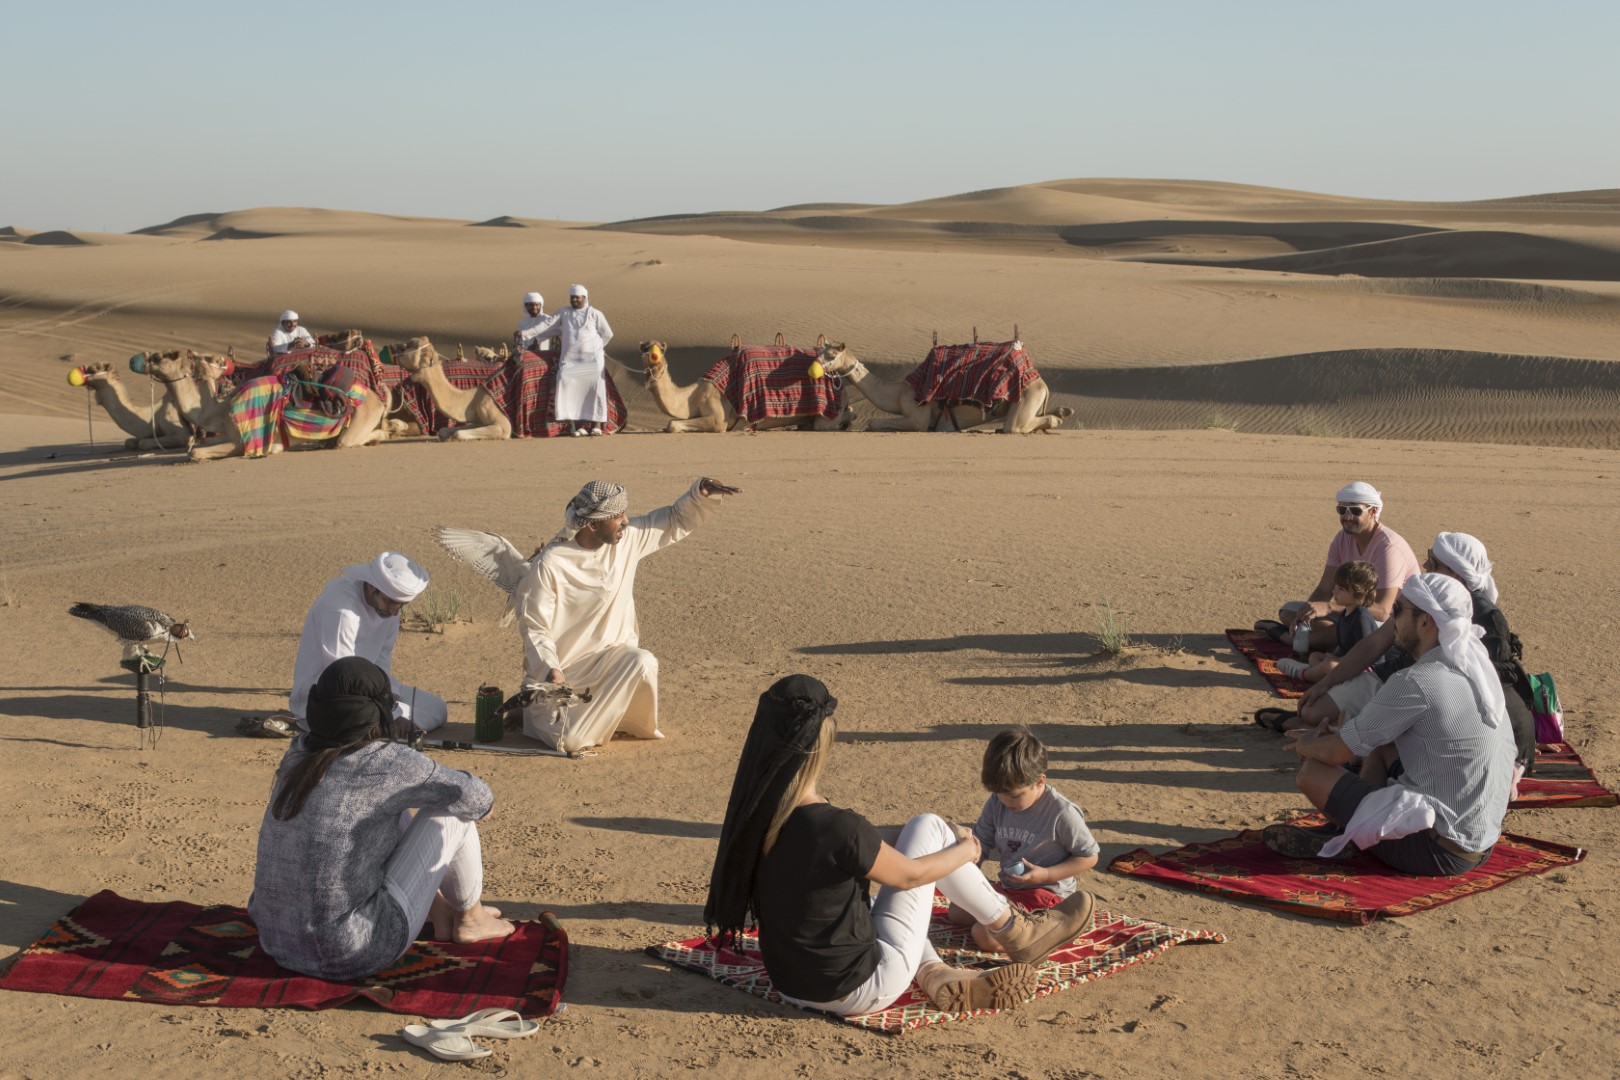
512,477,741,753
1269,573,1516,875
289,552,448,740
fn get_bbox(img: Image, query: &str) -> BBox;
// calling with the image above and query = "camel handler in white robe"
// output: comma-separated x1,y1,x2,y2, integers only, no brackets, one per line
526,284,613,436
288,552,449,739
513,291,557,354
267,310,315,357
511,477,741,752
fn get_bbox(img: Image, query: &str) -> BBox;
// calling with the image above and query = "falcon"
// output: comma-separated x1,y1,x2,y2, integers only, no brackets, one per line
68,603,195,659
431,526,535,626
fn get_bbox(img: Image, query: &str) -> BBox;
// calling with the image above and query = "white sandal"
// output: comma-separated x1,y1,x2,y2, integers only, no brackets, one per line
426,1007,539,1039
401,1023,491,1061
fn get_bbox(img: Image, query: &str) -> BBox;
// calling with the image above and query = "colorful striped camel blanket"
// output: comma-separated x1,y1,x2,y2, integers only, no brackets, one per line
478,350,628,437
223,345,388,401
904,341,1040,408
702,345,843,426
229,373,368,457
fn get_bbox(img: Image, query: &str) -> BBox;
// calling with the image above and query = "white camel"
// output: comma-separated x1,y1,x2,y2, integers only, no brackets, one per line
74,362,192,450
817,337,1074,433
638,334,853,433
145,351,391,460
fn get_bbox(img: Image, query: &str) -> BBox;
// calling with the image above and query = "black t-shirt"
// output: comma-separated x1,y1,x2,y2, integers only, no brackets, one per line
754,802,882,1003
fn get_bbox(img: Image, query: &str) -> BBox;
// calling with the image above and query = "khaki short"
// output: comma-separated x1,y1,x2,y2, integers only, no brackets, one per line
1326,670,1381,720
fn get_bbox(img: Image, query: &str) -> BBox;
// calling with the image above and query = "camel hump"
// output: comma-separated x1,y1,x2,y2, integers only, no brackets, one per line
729,333,741,351
774,331,786,347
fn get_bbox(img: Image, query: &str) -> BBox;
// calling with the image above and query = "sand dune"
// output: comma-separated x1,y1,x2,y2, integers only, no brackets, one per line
1170,229,1620,281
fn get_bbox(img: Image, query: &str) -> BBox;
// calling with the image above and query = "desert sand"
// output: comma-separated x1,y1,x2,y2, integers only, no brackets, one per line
0,180,1616,1078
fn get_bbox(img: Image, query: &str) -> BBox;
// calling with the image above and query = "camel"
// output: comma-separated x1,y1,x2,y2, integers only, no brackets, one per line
145,351,390,460
638,334,853,433
74,362,192,450
391,337,514,440
816,336,1074,433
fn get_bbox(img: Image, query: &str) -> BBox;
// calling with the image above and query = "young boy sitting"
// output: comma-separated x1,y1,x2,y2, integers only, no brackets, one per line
951,727,1100,954
1276,560,1379,684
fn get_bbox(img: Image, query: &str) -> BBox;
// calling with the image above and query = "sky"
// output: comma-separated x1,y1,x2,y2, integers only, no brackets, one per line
3,1,1618,232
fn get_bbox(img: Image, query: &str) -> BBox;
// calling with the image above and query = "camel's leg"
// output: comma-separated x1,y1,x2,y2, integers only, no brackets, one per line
335,395,389,448
439,402,512,441
189,439,242,461
810,409,855,431
663,414,727,433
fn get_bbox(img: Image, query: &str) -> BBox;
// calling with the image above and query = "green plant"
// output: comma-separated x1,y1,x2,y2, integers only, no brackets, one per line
409,588,469,632
1094,600,1130,655
1200,412,1236,431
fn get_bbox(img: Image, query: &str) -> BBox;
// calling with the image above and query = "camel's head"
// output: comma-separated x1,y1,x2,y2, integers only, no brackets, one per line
143,350,191,383
324,329,365,353
640,340,668,375
72,362,115,387
392,337,439,371
191,352,234,383
816,338,854,376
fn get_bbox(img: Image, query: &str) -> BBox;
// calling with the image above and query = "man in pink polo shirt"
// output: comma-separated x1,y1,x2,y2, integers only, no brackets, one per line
1271,482,1420,655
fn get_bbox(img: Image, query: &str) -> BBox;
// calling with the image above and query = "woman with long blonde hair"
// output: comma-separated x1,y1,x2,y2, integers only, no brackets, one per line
704,675,1096,1017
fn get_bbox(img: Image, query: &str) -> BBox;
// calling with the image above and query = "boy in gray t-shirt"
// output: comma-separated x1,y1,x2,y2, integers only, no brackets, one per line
955,727,1100,954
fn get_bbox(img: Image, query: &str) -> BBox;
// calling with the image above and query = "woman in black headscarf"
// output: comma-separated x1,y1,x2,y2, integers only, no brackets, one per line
248,658,512,981
704,675,1096,1017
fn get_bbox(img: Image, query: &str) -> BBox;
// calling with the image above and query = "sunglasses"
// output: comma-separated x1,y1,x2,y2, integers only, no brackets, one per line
1336,505,1368,517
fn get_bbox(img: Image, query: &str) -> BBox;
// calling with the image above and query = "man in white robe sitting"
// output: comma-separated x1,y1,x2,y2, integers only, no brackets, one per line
267,310,316,357
289,552,448,738
513,291,557,354
512,477,740,752
525,284,612,436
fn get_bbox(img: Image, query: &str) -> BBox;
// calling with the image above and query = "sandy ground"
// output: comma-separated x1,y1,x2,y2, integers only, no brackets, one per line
0,180,1617,1078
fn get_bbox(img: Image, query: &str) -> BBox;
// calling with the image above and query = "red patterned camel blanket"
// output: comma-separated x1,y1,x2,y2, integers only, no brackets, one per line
702,345,843,426
479,350,628,437
904,341,1040,411
225,344,389,400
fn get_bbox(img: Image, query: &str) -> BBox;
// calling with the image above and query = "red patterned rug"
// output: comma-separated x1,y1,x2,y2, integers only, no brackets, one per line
650,897,1222,1034
0,891,567,1019
479,350,628,437
702,345,843,426
903,341,1039,407
1513,742,1618,809
1225,628,1309,698
1108,814,1584,924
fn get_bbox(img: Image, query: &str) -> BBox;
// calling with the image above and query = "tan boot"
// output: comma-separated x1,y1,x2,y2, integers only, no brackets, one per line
915,960,1039,1014
988,890,1096,965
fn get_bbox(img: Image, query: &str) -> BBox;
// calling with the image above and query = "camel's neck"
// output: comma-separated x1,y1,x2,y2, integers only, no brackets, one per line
163,374,228,430
410,356,476,419
836,357,903,412
644,363,702,419
88,380,153,437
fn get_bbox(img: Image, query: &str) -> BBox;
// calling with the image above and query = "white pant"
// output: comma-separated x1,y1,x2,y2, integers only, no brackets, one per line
524,644,658,752
382,809,483,949
782,813,1010,1017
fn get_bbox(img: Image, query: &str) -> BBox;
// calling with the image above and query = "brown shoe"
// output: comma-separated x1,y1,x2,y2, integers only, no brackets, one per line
989,890,1096,965
915,961,1039,1014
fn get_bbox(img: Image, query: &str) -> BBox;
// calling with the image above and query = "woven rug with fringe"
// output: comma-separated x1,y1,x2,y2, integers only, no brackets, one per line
1109,813,1585,924
650,897,1223,1034
0,890,568,1019
903,341,1039,407
1225,628,1309,698
1513,742,1618,809
480,351,628,437
702,346,843,426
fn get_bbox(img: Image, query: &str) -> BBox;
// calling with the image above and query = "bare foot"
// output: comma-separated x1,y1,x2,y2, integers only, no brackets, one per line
449,904,515,944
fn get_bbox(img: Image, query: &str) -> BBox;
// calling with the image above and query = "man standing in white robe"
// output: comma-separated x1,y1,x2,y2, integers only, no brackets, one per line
289,552,448,738
512,477,741,752
513,291,557,354
267,310,316,357
527,284,612,436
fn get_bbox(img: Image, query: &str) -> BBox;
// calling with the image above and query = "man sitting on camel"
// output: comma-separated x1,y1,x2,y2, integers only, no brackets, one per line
511,477,741,753
1260,481,1419,655
1269,573,1517,875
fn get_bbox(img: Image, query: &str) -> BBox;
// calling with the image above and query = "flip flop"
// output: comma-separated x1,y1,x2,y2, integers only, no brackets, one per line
401,1024,490,1061
426,1007,539,1039
235,716,296,739
1253,707,1298,733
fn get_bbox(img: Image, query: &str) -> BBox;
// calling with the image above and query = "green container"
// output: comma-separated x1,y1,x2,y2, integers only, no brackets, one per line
474,685,504,743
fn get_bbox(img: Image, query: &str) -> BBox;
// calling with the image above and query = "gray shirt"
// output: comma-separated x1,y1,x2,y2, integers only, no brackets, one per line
249,738,493,980
972,785,1099,898
1340,650,1516,852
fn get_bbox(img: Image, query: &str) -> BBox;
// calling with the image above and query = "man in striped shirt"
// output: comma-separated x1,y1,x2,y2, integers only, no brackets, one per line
1272,573,1517,876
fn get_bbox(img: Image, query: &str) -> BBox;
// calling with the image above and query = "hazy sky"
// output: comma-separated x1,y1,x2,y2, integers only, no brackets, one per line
4,1,1617,232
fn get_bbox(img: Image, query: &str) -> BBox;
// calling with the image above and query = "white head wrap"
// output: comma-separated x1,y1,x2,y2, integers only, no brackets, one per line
548,480,628,545
280,310,299,323
345,551,429,603
569,284,588,298
523,291,543,307
1431,532,1498,605
1401,573,1505,730
1335,481,1382,509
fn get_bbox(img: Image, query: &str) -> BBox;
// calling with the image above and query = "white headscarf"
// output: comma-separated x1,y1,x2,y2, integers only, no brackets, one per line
523,291,543,308
1431,532,1498,605
280,310,299,323
569,284,588,299
1335,481,1382,509
345,551,429,602
1401,573,1505,730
